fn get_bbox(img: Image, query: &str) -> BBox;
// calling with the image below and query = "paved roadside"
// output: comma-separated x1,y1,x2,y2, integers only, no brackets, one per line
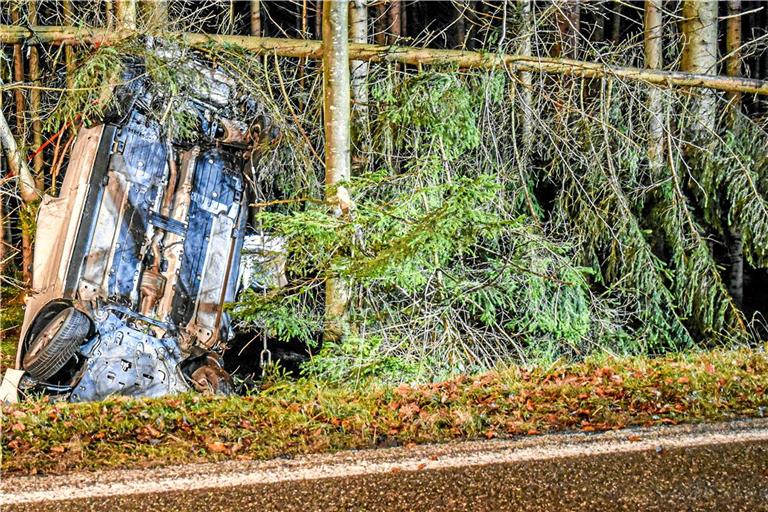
3,419,768,511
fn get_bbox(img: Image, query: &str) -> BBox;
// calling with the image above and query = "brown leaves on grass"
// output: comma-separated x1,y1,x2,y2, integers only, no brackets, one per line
2,349,768,475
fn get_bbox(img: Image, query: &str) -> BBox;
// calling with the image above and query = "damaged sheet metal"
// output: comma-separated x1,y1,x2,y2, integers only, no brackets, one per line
238,233,288,292
71,312,188,402
2,40,280,403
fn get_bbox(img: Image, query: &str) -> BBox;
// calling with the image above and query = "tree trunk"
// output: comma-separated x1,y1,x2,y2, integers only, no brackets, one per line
388,0,401,44
517,0,533,161
0,189,6,281
680,0,718,137
514,0,537,221
63,0,76,88
726,0,742,108
29,0,44,190
10,6,25,139
115,0,137,29
350,0,369,164
143,0,168,28
592,0,605,42
644,0,664,170
322,0,351,342
725,0,743,308
0,99,40,287
609,0,622,44
553,0,580,59
455,1,467,49
0,101,39,203
373,2,386,45
251,0,262,36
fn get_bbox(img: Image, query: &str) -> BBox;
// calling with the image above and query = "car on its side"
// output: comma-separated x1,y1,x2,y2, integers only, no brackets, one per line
0,47,277,402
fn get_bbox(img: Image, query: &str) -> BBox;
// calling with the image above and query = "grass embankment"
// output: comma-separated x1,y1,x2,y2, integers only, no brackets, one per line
2,348,767,475
0,292,24,370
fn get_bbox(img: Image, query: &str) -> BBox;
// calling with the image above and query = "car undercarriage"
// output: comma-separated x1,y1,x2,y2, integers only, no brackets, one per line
1,42,282,403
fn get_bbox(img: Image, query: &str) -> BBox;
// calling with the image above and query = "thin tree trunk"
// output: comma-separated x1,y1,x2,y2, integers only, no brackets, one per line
29,0,44,190
592,0,605,42
680,0,718,137
62,0,76,88
143,0,168,28
322,0,351,342
401,0,407,38
609,0,622,44
9,5,34,286
514,0,537,222
372,2,384,45
455,1,466,48
388,0,401,44
316,0,323,39
105,0,114,30
0,99,40,287
517,0,533,160
350,0,369,165
10,6,25,139
115,0,137,29
644,0,664,170
0,102,39,203
725,0,743,307
726,0,742,108
553,0,580,59
0,91,6,281
0,190,6,281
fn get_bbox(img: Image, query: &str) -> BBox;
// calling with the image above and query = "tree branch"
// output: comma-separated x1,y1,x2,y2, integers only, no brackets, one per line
2,25,768,96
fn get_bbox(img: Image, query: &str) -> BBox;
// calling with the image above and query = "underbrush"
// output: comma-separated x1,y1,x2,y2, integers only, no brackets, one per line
3,347,766,475
0,288,24,370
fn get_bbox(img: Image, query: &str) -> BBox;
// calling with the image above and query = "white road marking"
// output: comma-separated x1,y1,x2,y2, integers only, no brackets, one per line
3,424,767,505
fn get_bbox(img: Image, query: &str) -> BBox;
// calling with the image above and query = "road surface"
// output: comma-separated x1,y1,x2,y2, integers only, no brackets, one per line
3,419,767,511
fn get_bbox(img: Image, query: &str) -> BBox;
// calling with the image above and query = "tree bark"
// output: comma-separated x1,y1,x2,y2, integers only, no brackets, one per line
5,25,768,96
62,0,76,88
725,0,743,308
644,0,664,170
373,2,386,45
680,0,718,136
251,0,261,36
517,0,533,162
349,0,369,161
115,0,137,29
29,0,44,190
142,0,168,28
455,1,467,49
388,0,401,44
0,100,39,204
609,0,622,44
725,0,742,107
322,0,351,342
9,7,25,139
553,0,580,59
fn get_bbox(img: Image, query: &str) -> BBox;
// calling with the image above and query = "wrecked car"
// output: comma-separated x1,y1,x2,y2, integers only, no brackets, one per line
1,46,281,402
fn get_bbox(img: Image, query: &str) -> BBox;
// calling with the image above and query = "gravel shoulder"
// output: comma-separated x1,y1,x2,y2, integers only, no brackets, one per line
3,418,767,511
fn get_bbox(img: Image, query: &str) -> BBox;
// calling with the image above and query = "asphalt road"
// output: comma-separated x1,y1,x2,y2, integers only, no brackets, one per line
3,419,767,511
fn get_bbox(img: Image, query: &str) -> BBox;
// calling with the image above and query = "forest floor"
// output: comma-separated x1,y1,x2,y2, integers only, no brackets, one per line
2,346,767,476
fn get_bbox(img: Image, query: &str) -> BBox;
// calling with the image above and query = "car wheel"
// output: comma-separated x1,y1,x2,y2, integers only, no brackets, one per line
22,307,90,382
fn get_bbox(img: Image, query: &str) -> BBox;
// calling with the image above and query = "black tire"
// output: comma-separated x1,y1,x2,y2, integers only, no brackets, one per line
22,307,90,382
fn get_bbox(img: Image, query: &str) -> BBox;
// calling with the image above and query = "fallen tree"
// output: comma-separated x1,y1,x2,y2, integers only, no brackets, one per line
1,25,768,96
